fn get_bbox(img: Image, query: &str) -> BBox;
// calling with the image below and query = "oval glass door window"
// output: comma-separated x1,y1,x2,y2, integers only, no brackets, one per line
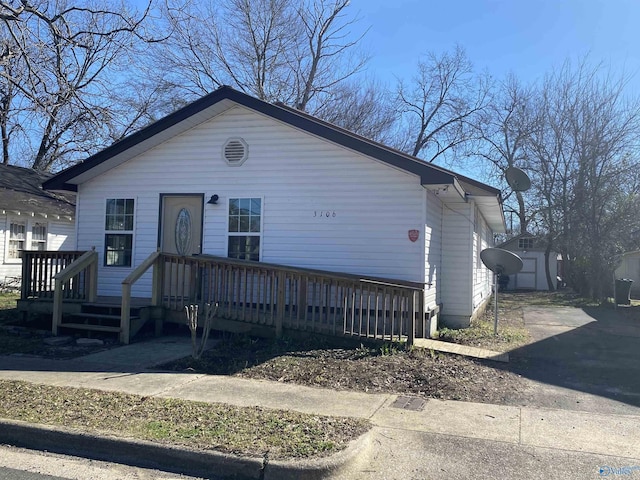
175,208,192,255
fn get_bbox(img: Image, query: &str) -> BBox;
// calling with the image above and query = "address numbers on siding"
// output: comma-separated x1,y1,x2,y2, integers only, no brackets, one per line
313,211,337,218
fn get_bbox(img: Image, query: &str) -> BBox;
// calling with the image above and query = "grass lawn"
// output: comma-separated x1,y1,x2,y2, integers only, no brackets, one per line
0,380,369,459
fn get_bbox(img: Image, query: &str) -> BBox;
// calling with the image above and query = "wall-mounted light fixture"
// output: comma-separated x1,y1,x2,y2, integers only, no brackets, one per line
207,194,219,205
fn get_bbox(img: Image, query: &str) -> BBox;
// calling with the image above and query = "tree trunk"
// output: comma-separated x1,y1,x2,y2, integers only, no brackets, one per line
544,241,556,291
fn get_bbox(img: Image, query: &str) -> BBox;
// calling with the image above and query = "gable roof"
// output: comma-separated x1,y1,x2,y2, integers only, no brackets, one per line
498,232,551,252
42,85,504,230
0,164,75,218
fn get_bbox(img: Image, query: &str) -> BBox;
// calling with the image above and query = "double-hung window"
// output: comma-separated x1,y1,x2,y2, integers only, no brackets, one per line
8,222,25,259
31,223,47,251
228,198,261,261
104,199,134,267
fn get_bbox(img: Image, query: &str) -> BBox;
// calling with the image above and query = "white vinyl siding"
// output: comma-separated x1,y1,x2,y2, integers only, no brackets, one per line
439,201,473,325
76,106,426,297
424,190,443,310
1,214,75,286
471,206,493,311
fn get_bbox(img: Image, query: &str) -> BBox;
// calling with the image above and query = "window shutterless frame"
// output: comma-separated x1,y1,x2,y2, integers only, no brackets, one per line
104,198,136,267
226,196,264,261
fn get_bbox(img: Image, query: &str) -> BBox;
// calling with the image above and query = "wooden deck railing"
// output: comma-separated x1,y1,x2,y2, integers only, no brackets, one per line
156,254,426,343
51,250,98,335
21,251,87,300
121,251,161,343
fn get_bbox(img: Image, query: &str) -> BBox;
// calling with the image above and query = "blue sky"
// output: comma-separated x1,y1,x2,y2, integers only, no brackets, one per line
350,0,640,94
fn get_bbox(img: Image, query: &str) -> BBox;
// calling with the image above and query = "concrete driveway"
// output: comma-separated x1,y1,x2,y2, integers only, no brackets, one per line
506,304,640,415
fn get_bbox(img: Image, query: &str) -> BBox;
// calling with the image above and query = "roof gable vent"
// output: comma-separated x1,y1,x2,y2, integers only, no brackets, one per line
223,138,248,166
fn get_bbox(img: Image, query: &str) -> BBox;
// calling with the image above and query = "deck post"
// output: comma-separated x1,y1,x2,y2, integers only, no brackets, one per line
407,291,416,346
52,280,62,336
151,253,163,306
121,283,131,344
20,252,30,299
275,270,285,338
87,252,98,303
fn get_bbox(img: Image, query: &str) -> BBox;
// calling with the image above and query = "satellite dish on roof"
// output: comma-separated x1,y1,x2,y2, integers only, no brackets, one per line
481,248,524,276
480,248,524,335
505,166,531,192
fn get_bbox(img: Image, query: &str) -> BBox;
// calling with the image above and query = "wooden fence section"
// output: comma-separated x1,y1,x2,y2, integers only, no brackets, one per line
21,251,87,300
158,254,426,343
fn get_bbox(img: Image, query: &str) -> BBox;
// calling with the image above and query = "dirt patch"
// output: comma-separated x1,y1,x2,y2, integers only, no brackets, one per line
160,335,525,405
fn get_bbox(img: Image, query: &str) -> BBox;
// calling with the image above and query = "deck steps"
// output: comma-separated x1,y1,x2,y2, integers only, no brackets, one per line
59,301,149,341
57,323,122,333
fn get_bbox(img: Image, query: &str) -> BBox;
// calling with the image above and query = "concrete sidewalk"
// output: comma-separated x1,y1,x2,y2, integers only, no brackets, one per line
1,336,640,479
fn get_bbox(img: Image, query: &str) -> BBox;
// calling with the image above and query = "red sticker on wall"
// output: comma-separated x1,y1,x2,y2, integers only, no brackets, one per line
408,229,419,242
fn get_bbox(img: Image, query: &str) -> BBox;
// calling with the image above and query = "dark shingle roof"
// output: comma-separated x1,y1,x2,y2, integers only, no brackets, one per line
0,164,75,217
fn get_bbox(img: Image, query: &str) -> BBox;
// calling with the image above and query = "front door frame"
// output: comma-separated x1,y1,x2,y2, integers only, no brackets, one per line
157,193,205,253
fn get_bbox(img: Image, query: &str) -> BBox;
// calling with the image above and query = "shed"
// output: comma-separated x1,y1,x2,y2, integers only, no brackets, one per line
497,233,557,291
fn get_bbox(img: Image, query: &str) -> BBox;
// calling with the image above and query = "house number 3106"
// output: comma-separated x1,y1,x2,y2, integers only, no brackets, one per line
314,211,336,218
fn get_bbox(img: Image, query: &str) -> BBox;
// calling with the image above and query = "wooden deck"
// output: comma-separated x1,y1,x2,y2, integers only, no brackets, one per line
20,251,429,344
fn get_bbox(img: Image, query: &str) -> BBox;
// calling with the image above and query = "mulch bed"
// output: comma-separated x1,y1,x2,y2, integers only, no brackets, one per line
160,335,526,405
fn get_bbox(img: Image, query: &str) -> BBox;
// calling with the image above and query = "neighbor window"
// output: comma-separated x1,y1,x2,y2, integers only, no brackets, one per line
104,198,134,266
8,222,25,259
31,223,47,251
518,237,534,250
228,198,261,261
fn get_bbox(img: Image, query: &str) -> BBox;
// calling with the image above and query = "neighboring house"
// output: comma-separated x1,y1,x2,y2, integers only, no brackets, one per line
43,86,505,331
615,251,640,297
0,164,76,288
498,233,557,291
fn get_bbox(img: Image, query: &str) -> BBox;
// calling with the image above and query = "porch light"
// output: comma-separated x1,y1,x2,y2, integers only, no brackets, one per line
207,194,219,205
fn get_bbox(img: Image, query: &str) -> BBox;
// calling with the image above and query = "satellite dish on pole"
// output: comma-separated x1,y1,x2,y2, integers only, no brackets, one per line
505,167,531,192
480,248,524,335
481,248,524,276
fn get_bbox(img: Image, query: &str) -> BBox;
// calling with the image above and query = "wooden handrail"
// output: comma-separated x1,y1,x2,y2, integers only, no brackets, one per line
122,251,160,286
53,251,97,283
52,250,98,335
193,254,426,290
121,251,161,344
159,253,424,344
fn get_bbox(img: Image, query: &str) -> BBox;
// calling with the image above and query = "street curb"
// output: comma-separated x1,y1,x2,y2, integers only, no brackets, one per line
263,429,372,480
0,418,372,480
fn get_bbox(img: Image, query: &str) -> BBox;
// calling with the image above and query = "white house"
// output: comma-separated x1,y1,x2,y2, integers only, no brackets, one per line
497,233,558,291
0,164,75,289
44,86,505,330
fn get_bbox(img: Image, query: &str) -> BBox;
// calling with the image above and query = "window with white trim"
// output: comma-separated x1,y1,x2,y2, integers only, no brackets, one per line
8,221,25,259
31,223,47,251
228,198,261,261
104,198,134,267
518,237,534,250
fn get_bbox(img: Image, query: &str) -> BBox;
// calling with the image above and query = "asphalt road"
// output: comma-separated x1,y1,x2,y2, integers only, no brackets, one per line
0,467,67,480
507,304,640,415
0,445,206,480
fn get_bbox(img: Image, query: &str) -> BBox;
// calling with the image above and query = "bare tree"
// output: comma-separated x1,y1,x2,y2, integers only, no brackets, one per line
474,74,537,235
0,0,155,171
311,79,397,143
528,59,640,299
395,45,491,165
150,0,381,133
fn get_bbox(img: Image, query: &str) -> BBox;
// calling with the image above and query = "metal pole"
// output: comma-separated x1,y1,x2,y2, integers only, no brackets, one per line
494,272,499,335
